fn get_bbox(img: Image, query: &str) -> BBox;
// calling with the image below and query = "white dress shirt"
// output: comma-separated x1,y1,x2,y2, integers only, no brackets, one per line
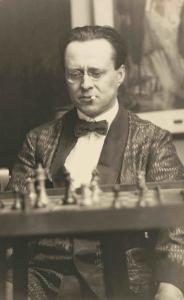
65,100,119,188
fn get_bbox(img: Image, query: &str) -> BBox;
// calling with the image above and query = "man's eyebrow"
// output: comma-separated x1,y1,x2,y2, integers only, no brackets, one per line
88,67,104,71
67,67,103,71
67,68,83,71
88,67,101,70
66,66,106,73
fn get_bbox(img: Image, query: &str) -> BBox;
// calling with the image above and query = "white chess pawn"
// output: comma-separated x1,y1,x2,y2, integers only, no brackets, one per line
137,170,148,207
112,184,121,208
11,187,21,210
26,177,37,208
63,171,77,205
35,164,49,208
80,184,93,206
90,169,101,204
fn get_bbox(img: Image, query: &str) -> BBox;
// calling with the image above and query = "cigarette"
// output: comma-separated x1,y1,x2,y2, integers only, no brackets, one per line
90,96,96,101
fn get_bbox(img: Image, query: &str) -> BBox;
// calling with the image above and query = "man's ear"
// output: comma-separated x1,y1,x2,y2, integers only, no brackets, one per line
117,65,125,86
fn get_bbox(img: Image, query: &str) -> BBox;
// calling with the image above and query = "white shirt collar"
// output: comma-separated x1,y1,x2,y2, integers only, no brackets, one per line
77,99,119,129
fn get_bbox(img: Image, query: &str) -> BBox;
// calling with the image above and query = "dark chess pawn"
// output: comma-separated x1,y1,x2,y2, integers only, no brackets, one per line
63,170,77,205
34,164,49,208
90,168,101,204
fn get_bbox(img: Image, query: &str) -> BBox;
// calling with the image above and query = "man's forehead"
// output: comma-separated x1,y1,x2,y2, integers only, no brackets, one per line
64,39,115,67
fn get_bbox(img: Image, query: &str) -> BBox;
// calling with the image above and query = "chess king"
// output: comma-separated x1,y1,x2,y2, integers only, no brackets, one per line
8,26,184,300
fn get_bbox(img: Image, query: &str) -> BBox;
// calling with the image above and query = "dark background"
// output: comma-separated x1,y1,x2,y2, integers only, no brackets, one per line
0,0,71,169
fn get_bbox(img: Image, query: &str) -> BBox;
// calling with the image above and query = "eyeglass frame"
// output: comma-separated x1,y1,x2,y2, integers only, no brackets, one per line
65,67,107,84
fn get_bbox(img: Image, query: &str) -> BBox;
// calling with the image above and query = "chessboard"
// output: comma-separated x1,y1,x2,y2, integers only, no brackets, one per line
0,165,183,237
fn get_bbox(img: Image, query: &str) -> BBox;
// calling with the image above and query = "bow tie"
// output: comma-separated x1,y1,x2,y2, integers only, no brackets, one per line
74,119,108,137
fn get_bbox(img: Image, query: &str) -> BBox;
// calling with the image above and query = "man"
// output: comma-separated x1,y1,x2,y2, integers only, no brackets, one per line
8,26,184,300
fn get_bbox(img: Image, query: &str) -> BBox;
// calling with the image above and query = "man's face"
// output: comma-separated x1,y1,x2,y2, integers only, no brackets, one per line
64,39,125,117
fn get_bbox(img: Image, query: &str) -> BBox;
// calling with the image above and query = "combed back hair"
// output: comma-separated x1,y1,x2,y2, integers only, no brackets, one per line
62,25,127,69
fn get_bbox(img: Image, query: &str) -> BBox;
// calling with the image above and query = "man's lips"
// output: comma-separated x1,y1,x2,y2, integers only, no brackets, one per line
79,96,92,99
79,96,96,100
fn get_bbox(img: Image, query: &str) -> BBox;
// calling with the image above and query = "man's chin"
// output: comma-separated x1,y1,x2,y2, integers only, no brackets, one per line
78,107,100,118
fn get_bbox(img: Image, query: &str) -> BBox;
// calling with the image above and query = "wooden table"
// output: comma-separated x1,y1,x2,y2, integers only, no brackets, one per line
0,180,183,300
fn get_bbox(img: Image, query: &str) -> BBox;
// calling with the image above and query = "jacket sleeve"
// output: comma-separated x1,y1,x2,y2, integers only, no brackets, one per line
7,129,38,193
7,127,74,300
146,127,184,292
146,128,184,182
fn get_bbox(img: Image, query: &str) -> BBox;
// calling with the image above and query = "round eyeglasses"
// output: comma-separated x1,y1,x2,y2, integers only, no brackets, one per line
65,68,106,84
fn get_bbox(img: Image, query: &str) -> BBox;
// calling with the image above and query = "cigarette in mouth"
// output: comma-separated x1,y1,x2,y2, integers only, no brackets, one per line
90,96,96,101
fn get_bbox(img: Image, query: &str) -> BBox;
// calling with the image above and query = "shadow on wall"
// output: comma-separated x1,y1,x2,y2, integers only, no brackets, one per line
0,0,71,169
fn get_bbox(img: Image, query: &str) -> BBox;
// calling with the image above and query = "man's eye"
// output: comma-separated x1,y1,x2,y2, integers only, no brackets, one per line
69,71,82,78
90,71,102,79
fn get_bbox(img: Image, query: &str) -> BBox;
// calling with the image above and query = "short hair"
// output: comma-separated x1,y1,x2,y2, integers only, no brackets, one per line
62,25,127,69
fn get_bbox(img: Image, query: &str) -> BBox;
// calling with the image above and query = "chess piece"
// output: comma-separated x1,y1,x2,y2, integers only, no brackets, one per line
26,177,37,208
0,198,4,209
180,190,184,202
112,184,121,208
34,164,49,208
90,168,101,204
95,242,102,265
0,168,9,192
11,187,22,210
155,185,163,205
137,170,148,207
63,170,77,205
80,184,93,206
0,194,4,209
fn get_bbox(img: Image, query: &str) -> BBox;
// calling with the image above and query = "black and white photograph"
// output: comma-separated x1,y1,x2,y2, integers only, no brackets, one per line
0,1,184,299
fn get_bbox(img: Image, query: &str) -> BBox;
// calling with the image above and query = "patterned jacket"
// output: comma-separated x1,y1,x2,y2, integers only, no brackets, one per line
8,107,184,300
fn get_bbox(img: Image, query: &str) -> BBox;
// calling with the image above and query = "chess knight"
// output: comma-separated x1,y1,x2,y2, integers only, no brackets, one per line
7,26,184,300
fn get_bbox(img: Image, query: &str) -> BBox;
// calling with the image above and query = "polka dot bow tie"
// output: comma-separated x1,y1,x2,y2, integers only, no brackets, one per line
74,119,108,137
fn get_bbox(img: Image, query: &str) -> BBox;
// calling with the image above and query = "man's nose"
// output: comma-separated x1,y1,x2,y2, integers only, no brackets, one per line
80,74,93,90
